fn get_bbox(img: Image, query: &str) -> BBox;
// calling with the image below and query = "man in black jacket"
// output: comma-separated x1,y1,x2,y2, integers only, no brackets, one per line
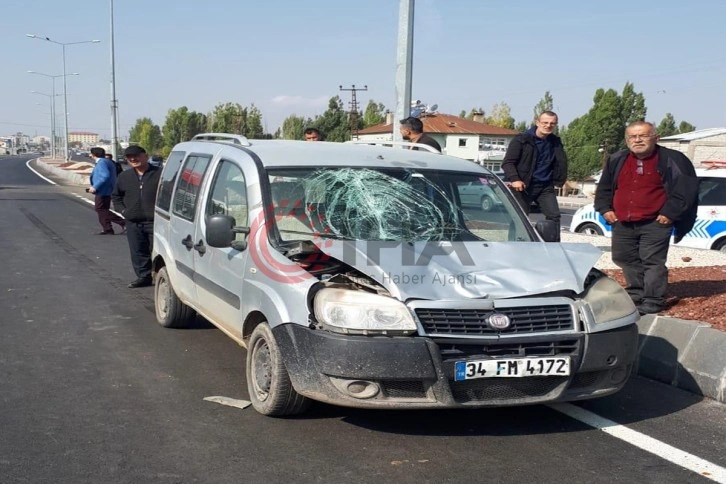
399,117,441,153
594,121,699,314
501,111,568,239
112,145,162,288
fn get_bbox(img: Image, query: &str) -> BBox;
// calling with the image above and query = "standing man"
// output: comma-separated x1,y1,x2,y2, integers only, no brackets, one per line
88,147,125,235
112,145,162,288
304,128,323,141
595,121,698,315
399,117,441,153
501,111,568,238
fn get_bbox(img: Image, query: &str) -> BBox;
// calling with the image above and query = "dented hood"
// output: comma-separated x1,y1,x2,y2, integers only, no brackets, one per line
315,240,601,301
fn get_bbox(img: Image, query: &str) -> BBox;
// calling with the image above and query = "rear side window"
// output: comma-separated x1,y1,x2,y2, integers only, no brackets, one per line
698,177,726,206
156,151,186,212
172,154,212,221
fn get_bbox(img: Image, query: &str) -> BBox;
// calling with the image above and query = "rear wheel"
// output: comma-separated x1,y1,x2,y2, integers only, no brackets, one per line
155,267,196,328
246,323,310,416
713,238,726,253
480,196,494,211
576,222,603,236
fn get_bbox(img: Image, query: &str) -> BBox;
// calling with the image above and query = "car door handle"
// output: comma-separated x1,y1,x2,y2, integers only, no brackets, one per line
193,239,206,255
181,235,194,250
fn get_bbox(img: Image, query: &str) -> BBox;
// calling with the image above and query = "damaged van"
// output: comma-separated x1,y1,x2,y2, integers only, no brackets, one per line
152,133,639,416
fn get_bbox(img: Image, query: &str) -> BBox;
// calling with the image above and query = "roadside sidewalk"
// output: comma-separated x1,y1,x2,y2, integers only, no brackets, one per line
32,157,726,404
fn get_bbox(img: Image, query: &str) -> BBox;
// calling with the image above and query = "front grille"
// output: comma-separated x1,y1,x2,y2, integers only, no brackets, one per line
451,377,567,403
380,380,428,399
438,339,580,359
416,305,573,336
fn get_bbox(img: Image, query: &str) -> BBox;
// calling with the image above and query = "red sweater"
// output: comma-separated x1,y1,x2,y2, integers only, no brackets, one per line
613,152,667,222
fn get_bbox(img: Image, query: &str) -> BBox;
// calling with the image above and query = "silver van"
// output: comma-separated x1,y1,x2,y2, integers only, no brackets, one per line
152,133,639,416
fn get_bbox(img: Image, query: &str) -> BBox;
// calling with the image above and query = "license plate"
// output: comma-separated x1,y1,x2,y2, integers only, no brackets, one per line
454,357,571,381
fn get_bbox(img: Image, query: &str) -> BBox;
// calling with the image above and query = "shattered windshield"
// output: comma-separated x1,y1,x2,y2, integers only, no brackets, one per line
267,167,533,243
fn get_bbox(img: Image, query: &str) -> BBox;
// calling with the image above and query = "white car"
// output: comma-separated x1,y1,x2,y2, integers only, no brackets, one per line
570,166,726,252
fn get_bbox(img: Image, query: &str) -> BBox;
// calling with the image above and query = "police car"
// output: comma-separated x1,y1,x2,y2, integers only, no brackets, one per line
570,163,726,252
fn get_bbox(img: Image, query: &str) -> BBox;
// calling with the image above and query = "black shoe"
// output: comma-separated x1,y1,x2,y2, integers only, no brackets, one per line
637,302,664,315
127,277,153,288
95,230,115,235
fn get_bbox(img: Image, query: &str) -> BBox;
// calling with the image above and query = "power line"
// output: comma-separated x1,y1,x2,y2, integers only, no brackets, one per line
339,84,367,139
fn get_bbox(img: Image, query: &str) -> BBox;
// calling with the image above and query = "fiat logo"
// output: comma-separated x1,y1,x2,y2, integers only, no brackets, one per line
487,313,511,330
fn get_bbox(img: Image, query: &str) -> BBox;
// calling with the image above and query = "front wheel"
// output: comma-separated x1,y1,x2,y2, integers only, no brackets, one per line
576,222,604,236
480,196,494,212
713,238,726,253
246,323,310,416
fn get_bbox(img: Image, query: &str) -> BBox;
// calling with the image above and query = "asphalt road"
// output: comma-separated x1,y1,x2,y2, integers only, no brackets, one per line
1,154,725,484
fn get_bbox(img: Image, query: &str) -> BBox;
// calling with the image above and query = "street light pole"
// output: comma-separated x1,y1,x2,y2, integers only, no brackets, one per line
26,34,100,160
31,91,59,157
28,71,78,159
110,0,120,161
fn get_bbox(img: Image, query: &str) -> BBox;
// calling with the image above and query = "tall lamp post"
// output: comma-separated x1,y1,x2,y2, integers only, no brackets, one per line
110,0,120,161
28,71,78,158
26,34,100,160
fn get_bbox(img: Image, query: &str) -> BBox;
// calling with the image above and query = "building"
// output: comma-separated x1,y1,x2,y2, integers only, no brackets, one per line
658,128,726,166
356,113,520,171
68,131,100,145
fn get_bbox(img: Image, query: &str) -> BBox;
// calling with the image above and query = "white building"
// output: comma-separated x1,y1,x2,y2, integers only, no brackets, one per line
659,128,726,166
356,113,520,171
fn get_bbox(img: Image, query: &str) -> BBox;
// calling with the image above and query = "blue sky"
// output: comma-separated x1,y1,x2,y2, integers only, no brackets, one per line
3,0,726,140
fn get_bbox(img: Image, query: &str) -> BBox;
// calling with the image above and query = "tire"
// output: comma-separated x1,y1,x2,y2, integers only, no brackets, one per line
576,222,603,236
154,267,196,328
480,196,494,212
246,323,310,416
714,238,726,253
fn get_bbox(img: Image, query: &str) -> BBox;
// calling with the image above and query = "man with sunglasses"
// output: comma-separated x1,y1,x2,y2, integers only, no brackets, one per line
594,121,699,315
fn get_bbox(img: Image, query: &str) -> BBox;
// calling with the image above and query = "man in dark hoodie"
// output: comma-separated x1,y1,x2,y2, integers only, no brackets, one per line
594,121,698,315
501,111,568,239
112,145,162,288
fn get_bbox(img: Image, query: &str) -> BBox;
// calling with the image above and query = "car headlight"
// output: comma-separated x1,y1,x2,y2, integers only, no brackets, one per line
583,276,637,324
313,288,417,335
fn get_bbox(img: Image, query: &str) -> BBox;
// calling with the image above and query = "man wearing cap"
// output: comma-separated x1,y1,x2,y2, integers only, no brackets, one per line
399,117,441,153
112,145,162,288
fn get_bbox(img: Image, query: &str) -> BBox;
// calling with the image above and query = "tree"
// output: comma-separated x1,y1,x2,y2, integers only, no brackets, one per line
246,104,264,139
129,117,162,154
678,121,696,134
657,113,678,138
310,96,349,142
162,106,207,154
514,120,528,132
486,102,515,129
280,114,308,140
458,109,466,118
362,100,387,127
206,102,265,138
533,91,554,122
620,82,647,126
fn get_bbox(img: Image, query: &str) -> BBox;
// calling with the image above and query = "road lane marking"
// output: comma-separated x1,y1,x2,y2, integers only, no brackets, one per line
550,403,726,483
26,158,57,185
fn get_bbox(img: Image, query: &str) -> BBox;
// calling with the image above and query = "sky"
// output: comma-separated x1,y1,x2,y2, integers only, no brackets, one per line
2,0,726,141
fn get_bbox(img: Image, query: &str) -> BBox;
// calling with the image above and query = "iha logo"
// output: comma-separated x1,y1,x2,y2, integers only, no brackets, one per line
247,198,334,284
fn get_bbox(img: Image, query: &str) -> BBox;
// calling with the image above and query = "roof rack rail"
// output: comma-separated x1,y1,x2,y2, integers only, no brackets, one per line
346,140,441,154
192,133,251,146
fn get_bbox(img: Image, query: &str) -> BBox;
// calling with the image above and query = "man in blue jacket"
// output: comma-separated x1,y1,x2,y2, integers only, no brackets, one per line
88,147,125,235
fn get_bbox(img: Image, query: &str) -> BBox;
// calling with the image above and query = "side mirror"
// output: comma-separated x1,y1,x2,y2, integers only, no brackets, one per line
206,214,251,250
535,220,560,242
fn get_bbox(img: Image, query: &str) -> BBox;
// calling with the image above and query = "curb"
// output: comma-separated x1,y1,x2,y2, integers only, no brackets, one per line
636,315,725,403
36,157,92,186
32,158,726,403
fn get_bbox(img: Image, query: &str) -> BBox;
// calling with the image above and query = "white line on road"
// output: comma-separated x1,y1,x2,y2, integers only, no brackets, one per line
26,158,57,185
549,403,726,483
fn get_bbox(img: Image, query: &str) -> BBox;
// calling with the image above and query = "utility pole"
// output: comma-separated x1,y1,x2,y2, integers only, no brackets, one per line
339,84,367,139
393,0,414,143
599,139,610,170
110,0,120,161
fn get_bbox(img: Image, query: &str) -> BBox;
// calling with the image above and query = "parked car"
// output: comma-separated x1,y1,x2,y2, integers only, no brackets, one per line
152,133,639,416
149,155,164,167
570,166,726,252
457,178,504,211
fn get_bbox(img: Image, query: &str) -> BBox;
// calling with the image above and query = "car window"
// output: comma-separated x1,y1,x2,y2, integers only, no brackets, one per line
171,154,212,221
698,177,726,206
206,160,248,239
266,167,532,243
156,151,186,212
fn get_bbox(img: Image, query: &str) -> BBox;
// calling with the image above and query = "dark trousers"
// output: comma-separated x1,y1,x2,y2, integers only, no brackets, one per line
95,195,125,232
512,182,561,240
126,221,154,279
611,219,672,306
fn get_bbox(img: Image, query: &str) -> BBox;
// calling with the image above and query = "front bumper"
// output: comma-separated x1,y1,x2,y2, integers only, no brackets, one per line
273,323,638,409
